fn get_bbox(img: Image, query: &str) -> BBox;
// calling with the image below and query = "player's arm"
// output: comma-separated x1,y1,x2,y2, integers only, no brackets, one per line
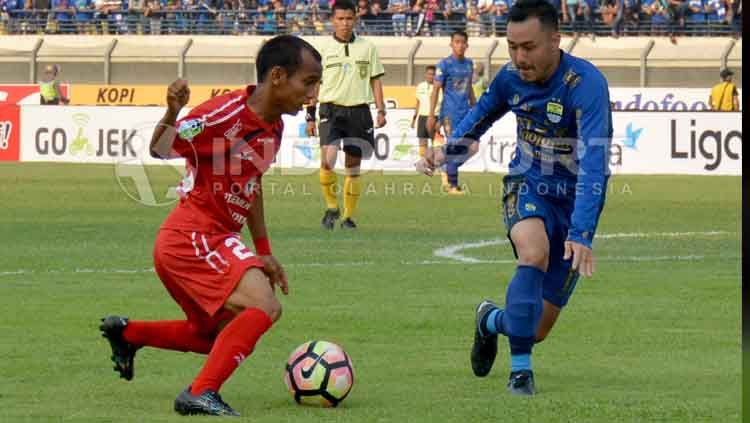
246,181,289,295
412,98,420,128
419,67,510,175
369,44,387,127
150,79,190,159
733,88,740,111
371,76,387,127
468,69,477,106
565,74,613,277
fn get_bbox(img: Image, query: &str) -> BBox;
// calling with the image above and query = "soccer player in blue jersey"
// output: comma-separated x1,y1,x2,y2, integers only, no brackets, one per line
426,30,476,195
417,0,612,395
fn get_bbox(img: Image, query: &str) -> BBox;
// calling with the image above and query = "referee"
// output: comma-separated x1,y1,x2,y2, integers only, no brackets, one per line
305,0,386,230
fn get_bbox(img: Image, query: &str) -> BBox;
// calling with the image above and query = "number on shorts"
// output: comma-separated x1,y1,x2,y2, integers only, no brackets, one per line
225,237,254,260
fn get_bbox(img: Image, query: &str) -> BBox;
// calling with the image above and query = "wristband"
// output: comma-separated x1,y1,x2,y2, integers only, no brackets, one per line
253,237,272,256
305,105,316,122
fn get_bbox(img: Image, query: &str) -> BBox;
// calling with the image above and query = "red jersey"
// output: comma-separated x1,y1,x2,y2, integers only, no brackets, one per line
161,86,283,234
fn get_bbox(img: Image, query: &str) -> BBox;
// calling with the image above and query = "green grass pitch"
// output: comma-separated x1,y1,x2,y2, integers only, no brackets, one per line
0,162,740,422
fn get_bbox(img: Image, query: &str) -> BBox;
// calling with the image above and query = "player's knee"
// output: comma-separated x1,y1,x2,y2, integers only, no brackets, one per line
517,247,549,271
534,328,550,343
264,297,282,323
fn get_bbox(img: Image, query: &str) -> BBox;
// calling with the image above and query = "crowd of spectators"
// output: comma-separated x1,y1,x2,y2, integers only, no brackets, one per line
0,0,741,39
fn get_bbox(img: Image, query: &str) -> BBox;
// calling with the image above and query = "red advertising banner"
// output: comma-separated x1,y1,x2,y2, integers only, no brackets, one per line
0,105,20,161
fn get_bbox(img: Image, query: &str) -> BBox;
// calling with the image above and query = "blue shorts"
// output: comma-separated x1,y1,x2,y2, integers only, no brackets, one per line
501,174,580,308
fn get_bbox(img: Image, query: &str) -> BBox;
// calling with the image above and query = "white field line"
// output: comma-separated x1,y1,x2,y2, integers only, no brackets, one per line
433,230,733,263
0,231,735,277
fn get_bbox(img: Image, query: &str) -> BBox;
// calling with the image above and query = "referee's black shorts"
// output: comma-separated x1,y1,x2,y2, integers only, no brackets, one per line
416,115,435,139
318,103,375,158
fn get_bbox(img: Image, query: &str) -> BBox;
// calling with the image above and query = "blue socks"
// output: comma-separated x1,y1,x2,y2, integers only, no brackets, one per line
446,161,460,187
480,265,545,371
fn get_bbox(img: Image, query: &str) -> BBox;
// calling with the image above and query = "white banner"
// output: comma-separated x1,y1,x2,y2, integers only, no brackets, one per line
20,106,742,175
609,88,742,112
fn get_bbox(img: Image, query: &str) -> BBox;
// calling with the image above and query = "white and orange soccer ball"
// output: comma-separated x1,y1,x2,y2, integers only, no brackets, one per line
284,340,354,407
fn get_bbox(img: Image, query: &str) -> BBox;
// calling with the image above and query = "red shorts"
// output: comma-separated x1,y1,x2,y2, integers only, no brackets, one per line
153,229,264,326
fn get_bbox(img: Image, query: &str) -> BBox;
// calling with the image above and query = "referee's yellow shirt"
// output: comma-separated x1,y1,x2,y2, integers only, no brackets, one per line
416,81,441,116
318,35,385,107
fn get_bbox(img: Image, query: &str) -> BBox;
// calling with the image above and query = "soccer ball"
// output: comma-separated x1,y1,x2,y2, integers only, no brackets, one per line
284,340,354,407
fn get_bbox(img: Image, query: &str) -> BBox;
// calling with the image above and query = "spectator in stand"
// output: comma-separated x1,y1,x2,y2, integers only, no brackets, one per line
704,0,725,33
476,0,493,35
729,0,740,37
644,0,671,37
612,0,641,37
667,0,689,39
52,0,75,33
363,0,384,34
414,0,440,35
73,0,95,33
143,0,162,33
356,0,369,32
0,0,8,34
443,0,466,32
562,0,595,39
465,1,481,35
687,0,706,33
127,0,145,33
389,0,408,35
492,0,509,34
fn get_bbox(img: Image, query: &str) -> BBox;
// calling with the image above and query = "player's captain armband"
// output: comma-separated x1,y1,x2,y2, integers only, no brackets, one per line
177,118,205,142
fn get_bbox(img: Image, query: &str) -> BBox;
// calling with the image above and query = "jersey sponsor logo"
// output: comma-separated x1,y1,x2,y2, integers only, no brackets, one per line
563,69,582,88
223,119,242,140
546,101,564,124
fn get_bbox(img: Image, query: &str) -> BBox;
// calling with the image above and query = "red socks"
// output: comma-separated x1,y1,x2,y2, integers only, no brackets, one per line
190,308,273,395
123,320,215,354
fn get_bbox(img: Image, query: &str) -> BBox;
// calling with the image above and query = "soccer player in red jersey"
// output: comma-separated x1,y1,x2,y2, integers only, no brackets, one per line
99,35,322,417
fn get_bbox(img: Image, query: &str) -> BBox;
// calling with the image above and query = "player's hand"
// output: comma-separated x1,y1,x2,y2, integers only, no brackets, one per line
415,146,445,176
426,116,437,135
411,117,416,129
258,255,289,295
375,112,386,128
166,79,190,114
305,121,317,137
563,241,595,278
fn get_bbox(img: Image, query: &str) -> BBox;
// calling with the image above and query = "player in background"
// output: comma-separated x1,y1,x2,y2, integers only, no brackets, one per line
417,0,612,395
411,65,443,158
472,62,489,101
99,35,322,416
709,68,740,111
426,30,476,194
305,0,387,230
39,64,70,105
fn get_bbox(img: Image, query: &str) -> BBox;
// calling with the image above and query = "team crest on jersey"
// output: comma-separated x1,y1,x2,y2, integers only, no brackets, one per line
546,101,564,124
178,118,205,141
357,61,369,79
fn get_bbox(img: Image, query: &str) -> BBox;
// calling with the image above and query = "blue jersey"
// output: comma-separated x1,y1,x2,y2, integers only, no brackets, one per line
453,51,612,248
435,55,473,126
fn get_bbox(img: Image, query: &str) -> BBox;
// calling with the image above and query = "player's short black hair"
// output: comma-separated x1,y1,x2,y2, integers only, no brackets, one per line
450,30,468,41
426,65,436,72
508,0,559,32
332,0,356,14
256,35,322,83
